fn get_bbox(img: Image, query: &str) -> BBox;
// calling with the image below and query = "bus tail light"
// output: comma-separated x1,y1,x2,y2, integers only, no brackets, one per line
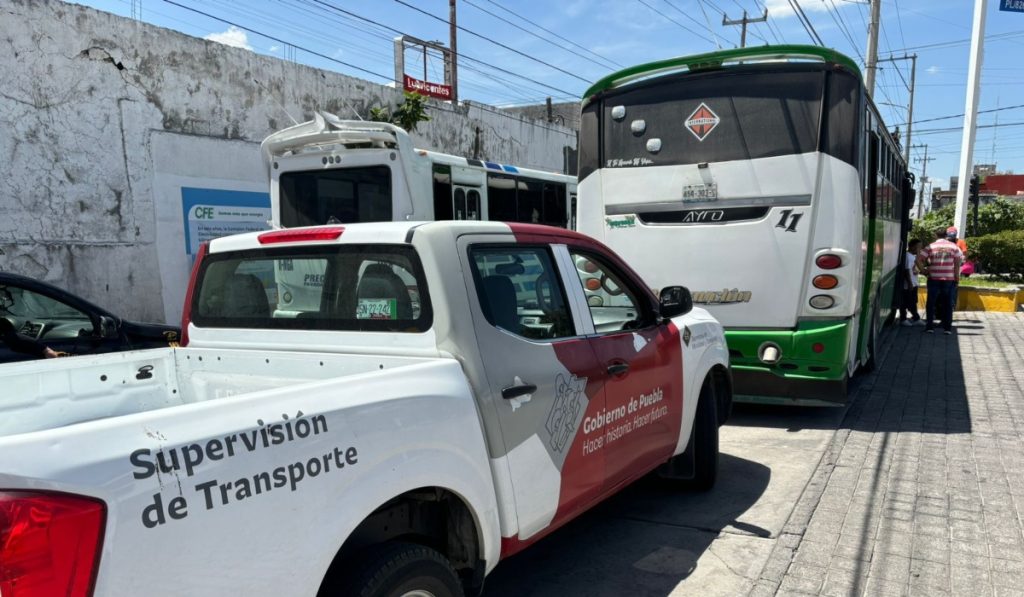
812,342,825,353
0,491,106,597
813,275,839,290
585,278,602,291
179,241,208,347
257,226,345,244
815,254,842,269
809,295,835,309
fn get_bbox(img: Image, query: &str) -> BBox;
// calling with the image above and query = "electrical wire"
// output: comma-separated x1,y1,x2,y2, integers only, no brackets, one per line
787,0,824,46
633,0,715,44
478,0,625,69
463,0,616,72
390,0,592,84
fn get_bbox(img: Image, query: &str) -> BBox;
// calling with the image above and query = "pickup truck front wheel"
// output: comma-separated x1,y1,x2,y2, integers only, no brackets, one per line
657,377,719,490
344,542,463,597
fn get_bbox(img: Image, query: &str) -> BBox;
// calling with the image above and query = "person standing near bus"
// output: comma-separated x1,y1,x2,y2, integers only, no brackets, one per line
947,227,967,311
899,239,922,326
918,227,963,335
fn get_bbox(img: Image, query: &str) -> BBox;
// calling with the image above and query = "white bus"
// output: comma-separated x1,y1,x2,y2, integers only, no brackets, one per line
261,113,577,229
577,46,912,405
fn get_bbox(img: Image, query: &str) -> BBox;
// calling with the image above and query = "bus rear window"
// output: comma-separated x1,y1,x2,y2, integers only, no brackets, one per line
279,166,392,227
191,245,430,332
600,69,824,167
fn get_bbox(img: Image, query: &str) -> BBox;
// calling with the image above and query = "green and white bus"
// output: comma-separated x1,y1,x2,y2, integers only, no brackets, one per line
576,46,912,405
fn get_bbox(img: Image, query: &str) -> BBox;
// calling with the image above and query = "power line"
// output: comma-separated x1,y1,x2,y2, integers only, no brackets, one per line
824,0,865,63
914,121,1024,136
160,0,395,82
894,102,1024,128
662,0,724,47
390,0,592,84
889,30,1024,54
634,0,715,44
462,0,616,71
788,0,824,46
307,0,578,97
478,0,625,69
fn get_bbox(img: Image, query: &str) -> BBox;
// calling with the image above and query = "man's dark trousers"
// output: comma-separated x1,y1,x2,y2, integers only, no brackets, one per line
925,279,955,331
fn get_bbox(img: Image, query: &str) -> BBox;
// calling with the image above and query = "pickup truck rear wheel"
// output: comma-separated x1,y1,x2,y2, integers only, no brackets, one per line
344,542,463,597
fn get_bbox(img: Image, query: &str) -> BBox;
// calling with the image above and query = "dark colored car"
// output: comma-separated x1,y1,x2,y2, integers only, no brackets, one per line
0,272,179,364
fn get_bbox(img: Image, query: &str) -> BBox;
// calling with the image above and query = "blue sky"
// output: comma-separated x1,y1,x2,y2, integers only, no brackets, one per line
71,0,1024,192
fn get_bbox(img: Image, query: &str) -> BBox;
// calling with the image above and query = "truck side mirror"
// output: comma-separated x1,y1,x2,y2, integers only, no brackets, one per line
98,315,119,339
659,286,693,319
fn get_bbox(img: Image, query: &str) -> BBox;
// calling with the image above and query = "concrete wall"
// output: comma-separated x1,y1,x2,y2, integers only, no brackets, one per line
0,0,576,323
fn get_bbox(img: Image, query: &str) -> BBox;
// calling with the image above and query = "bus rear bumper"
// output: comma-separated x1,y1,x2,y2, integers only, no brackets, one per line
724,320,854,405
731,368,849,406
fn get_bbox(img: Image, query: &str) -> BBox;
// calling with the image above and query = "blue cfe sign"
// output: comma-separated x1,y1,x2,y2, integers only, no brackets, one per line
1001,0,1024,12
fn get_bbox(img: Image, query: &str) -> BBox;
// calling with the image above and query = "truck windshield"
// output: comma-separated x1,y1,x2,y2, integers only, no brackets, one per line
191,245,430,332
278,166,393,227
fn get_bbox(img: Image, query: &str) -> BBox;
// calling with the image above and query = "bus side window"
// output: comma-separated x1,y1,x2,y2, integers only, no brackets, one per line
517,178,544,224
542,183,568,228
467,190,481,220
487,174,517,222
433,165,454,220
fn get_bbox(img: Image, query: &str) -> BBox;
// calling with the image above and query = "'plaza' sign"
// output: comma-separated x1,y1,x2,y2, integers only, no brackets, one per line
1000,0,1024,13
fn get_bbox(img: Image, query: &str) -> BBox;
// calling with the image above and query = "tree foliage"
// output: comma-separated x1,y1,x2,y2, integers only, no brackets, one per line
970,230,1024,279
910,198,1024,244
367,91,431,132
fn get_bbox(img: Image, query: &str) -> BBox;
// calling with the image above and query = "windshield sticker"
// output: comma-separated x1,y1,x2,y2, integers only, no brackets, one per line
356,298,397,320
685,103,720,142
606,157,654,168
605,215,637,229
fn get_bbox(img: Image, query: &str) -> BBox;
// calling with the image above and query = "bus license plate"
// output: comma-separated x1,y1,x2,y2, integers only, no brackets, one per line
682,184,718,201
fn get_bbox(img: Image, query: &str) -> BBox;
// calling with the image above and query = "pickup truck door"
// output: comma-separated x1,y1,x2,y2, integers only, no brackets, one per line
564,248,685,491
460,239,606,541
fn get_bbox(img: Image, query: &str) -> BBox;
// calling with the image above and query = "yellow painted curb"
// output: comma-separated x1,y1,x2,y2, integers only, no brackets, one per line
916,285,1024,312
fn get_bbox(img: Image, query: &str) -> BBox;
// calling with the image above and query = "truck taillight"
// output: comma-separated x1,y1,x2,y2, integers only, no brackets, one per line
0,491,106,597
180,241,209,347
257,226,344,244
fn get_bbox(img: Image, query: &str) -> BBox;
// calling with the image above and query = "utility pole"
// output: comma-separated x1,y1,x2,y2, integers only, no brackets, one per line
913,144,934,219
449,0,459,104
954,0,988,236
864,0,882,96
722,9,768,48
877,54,918,163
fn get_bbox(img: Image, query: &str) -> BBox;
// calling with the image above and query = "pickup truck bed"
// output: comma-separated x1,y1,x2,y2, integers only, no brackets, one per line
0,347,437,437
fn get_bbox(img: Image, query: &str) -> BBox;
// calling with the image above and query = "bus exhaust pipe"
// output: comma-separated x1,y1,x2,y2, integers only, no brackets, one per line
758,342,782,365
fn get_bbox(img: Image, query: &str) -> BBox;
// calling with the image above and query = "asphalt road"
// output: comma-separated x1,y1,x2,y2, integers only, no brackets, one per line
483,402,849,596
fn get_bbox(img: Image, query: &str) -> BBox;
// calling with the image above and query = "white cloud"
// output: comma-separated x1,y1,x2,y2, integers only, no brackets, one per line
926,65,940,75
765,0,832,19
204,26,253,51
269,45,281,53
563,0,588,18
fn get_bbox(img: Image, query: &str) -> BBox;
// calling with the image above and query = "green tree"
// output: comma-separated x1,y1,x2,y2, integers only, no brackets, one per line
911,198,1024,242
367,91,431,132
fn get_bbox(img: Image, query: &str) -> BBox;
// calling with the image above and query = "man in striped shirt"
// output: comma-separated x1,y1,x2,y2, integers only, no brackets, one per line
917,227,964,335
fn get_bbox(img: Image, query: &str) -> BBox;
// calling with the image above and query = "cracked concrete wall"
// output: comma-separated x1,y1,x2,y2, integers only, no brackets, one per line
0,0,576,323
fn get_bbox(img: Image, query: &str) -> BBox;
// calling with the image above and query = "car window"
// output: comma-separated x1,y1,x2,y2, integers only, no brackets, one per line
569,252,646,333
0,284,92,340
469,246,575,341
193,245,429,332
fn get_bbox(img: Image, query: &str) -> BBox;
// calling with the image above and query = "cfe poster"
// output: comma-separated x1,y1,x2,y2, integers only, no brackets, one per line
181,187,271,255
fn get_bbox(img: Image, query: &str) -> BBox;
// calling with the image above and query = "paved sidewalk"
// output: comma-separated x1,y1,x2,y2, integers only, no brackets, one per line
751,312,1024,597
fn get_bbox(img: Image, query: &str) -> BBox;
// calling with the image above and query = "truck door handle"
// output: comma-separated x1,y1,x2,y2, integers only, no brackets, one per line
607,362,630,376
501,383,537,400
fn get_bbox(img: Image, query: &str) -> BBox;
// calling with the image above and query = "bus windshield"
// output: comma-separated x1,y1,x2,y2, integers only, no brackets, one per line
592,69,824,170
278,166,392,227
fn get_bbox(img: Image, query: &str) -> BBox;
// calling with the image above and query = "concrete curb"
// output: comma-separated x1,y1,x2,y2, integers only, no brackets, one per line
746,328,897,596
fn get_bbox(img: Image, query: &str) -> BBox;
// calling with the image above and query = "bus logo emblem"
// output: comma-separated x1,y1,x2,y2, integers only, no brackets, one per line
685,103,720,141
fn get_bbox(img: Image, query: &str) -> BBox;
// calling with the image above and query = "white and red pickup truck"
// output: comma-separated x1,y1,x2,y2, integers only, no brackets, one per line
0,221,730,597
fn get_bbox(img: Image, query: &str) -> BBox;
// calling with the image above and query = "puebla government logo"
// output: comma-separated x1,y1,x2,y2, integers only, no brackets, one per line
685,103,720,142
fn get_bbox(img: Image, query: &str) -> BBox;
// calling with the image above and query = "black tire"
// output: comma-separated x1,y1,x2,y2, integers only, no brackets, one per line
862,303,880,373
682,380,719,491
342,542,463,597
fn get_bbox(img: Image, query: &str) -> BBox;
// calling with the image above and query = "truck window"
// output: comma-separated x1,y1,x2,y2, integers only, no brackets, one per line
469,246,575,341
570,252,647,333
192,245,430,332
